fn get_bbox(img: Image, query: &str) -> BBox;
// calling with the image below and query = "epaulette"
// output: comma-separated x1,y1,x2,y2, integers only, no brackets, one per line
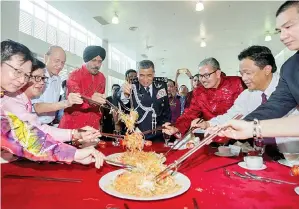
153,77,168,83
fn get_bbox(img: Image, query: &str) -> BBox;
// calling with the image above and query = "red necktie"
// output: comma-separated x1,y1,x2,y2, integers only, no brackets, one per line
261,93,267,104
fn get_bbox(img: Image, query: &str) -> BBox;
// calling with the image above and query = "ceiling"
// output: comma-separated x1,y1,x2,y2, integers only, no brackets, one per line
48,0,285,79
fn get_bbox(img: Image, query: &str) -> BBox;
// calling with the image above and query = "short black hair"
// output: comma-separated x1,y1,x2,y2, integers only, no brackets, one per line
32,59,46,72
125,69,137,78
1,39,34,65
138,60,155,71
238,45,277,73
193,73,199,79
112,84,120,90
276,1,299,17
167,79,176,86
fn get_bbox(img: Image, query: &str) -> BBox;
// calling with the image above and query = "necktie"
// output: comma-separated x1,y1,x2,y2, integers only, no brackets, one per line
145,87,151,97
260,93,281,160
261,93,267,104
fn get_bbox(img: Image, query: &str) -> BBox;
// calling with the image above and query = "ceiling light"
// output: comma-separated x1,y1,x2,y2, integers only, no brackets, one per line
196,1,204,12
265,32,272,42
200,39,206,47
112,13,119,24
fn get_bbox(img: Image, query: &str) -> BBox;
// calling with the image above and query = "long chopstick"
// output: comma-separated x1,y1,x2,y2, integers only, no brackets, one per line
155,114,243,180
204,161,242,172
163,118,203,156
124,203,130,209
193,198,199,209
78,129,124,139
81,95,119,112
3,174,82,183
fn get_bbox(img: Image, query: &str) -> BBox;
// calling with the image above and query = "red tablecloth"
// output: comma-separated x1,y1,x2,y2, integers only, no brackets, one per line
1,143,299,209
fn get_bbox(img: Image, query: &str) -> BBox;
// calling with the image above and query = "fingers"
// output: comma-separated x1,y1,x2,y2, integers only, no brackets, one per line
91,150,105,169
80,130,102,142
81,126,95,131
91,93,106,105
68,93,83,104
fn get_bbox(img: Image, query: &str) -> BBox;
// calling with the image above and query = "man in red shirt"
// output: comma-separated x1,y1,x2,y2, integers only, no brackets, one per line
59,45,106,129
163,57,245,136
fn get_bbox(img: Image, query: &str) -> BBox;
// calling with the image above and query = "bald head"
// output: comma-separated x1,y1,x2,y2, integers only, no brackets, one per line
44,46,66,76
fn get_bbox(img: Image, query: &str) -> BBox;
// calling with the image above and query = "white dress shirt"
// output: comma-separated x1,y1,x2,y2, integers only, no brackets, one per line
208,73,299,151
31,69,62,124
209,73,280,126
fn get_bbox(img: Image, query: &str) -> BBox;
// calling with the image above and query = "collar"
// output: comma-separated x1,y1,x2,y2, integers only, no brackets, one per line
263,73,280,98
45,68,59,80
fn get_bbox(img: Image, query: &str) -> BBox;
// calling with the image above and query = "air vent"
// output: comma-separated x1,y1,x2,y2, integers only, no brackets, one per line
93,16,109,25
129,26,138,31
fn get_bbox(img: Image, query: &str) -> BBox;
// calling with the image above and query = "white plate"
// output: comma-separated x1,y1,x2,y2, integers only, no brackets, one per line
295,187,299,195
278,159,299,167
99,169,191,201
214,152,236,157
238,162,267,171
105,152,166,167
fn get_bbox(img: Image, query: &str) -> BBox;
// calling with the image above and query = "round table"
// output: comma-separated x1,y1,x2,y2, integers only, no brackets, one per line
2,143,299,209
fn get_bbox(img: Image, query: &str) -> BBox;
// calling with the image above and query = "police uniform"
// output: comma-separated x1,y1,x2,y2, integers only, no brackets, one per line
119,77,171,142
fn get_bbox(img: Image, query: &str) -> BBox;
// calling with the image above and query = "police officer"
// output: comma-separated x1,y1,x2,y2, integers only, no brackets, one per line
120,60,171,142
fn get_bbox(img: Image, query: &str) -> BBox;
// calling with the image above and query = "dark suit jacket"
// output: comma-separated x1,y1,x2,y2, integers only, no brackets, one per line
117,79,171,141
245,51,299,121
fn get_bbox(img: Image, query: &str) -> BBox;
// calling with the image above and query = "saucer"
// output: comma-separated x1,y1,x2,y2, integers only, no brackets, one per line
278,159,299,168
214,152,235,157
238,161,267,171
295,187,299,195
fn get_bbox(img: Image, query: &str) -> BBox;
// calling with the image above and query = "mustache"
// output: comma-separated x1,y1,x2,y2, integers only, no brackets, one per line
92,67,99,70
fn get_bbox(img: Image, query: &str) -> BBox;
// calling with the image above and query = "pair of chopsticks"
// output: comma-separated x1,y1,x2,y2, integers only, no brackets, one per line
3,174,82,183
104,159,135,170
163,118,204,156
141,123,174,135
78,129,124,139
81,95,120,112
155,114,243,180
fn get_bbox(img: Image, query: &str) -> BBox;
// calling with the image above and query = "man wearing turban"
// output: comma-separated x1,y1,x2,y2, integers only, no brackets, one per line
59,45,107,129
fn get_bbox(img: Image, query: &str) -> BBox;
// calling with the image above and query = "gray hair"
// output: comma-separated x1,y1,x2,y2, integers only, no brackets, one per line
45,45,65,56
198,57,221,70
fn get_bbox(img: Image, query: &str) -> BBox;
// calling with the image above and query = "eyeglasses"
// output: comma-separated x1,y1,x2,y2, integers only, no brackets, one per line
198,70,218,79
30,75,49,83
3,62,31,82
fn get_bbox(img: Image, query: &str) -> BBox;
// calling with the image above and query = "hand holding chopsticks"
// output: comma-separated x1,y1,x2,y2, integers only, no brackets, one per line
155,114,243,181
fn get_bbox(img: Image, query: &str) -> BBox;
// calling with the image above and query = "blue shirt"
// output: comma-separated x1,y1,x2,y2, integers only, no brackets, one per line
31,69,62,124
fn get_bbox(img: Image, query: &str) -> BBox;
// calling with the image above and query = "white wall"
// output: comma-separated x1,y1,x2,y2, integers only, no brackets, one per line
275,48,296,72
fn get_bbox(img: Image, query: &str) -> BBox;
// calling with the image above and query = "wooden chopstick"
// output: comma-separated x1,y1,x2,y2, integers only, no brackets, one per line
141,123,174,135
124,203,130,209
193,198,199,209
163,118,203,156
78,129,124,139
3,174,82,183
